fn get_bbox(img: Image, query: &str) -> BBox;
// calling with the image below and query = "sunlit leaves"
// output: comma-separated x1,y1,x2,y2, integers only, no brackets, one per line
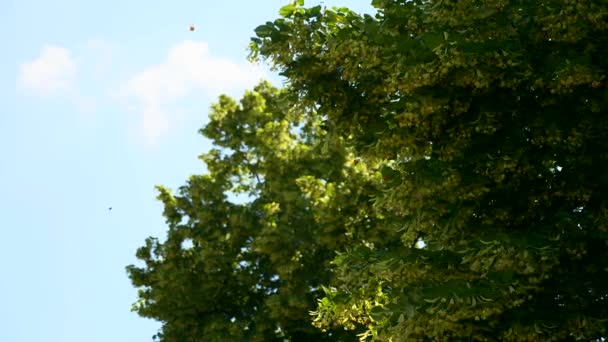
127,81,373,341
250,0,608,340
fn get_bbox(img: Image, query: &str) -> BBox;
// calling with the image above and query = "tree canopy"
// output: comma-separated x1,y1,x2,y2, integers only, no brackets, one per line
128,1,608,341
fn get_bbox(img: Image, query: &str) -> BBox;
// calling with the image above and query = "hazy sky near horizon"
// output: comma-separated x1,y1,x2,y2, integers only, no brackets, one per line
0,1,374,341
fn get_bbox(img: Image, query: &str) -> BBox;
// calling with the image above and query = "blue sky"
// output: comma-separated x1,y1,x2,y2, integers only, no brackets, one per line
0,1,373,341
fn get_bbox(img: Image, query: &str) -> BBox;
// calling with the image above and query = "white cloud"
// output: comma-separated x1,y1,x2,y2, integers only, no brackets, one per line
18,45,77,95
117,40,265,145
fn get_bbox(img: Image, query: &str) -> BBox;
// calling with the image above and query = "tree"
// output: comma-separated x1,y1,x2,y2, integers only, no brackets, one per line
249,0,608,340
127,81,371,341
128,0,608,341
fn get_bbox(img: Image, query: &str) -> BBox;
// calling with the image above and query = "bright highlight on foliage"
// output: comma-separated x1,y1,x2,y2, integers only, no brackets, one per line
128,1,608,341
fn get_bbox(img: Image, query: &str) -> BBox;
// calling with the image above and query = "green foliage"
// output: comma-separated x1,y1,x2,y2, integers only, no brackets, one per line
127,82,370,341
129,0,608,341
249,0,608,340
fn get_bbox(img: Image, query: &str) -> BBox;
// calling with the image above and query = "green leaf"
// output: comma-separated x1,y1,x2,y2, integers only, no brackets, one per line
279,4,296,17
370,306,386,319
254,23,274,38
309,5,322,17
422,32,444,50
478,7,498,19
